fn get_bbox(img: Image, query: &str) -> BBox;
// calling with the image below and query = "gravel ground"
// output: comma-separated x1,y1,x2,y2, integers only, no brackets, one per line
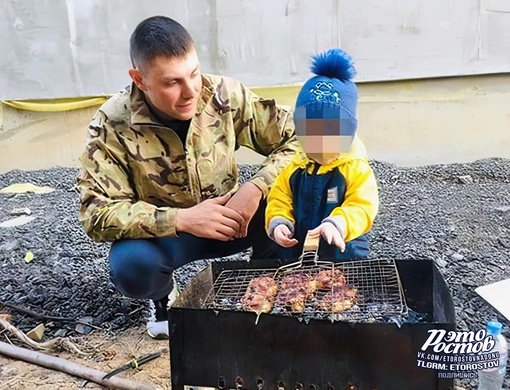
0,159,509,389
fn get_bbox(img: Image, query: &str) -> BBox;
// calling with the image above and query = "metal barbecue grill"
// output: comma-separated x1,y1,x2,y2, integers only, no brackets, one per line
168,258,456,390
204,258,408,322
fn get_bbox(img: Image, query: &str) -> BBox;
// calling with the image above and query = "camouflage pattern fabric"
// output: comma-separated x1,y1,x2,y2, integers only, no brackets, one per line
76,74,300,242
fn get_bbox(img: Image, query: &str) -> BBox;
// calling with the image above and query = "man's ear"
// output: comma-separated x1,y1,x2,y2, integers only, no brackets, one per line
128,68,147,91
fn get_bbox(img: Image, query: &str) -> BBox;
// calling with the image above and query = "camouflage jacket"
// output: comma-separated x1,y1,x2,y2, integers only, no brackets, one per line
77,74,300,242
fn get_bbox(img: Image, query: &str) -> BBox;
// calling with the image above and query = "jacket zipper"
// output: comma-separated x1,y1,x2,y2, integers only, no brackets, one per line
184,121,201,203
309,162,320,230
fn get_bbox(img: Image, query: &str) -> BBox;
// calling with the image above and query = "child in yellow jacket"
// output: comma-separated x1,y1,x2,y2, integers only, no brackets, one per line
266,48,379,261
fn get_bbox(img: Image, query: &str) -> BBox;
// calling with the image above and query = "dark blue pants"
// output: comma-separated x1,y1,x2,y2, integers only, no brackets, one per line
109,201,277,301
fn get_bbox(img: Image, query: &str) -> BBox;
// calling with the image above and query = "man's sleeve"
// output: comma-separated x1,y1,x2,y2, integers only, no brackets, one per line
232,84,301,197
326,160,379,242
76,111,177,242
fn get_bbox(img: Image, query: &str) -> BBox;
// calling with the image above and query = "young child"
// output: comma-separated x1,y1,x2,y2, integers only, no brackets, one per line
265,48,379,261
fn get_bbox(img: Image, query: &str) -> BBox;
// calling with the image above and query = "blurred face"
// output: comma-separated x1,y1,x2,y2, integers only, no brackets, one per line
128,47,202,121
294,106,355,164
297,135,342,165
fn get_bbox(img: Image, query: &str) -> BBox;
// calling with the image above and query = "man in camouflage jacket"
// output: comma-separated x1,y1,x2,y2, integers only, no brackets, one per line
76,16,299,338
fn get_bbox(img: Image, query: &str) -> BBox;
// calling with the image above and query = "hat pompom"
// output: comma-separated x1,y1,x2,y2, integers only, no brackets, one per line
310,48,356,81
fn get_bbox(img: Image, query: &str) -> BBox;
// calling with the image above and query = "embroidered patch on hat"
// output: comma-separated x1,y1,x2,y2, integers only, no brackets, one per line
309,81,341,104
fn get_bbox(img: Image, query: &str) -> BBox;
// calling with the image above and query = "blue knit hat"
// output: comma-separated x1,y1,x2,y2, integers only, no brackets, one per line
294,48,358,146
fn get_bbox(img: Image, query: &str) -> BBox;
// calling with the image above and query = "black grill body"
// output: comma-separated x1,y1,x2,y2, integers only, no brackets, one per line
169,259,456,390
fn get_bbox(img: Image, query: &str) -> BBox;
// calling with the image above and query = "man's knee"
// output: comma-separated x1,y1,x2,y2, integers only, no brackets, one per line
109,239,166,299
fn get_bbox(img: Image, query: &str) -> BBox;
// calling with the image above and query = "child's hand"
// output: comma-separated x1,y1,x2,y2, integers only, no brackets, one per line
309,222,346,252
273,225,299,248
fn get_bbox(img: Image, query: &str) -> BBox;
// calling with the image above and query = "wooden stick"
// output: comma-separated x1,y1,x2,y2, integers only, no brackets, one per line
0,315,85,355
1,302,102,330
0,341,158,390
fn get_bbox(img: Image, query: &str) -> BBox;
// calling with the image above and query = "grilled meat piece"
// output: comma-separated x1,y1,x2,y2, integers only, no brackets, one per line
241,276,278,313
276,273,317,312
320,284,357,313
315,268,346,289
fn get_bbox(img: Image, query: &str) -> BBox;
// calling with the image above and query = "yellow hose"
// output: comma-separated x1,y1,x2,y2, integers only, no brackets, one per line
2,96,110,112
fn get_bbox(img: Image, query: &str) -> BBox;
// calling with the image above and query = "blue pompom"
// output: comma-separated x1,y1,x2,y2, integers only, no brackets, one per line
310,48,356,81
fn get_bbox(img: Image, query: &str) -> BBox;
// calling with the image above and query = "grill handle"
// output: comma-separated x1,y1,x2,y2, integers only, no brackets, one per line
300,230,320,262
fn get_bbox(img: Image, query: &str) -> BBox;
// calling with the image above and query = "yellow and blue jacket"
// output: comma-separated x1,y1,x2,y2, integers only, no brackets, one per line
265,136,379,260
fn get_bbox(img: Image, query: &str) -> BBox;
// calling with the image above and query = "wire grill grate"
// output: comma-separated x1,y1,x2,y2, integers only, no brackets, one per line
204,259,408,322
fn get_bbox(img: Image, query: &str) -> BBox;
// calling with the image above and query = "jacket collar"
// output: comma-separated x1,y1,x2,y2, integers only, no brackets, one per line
197,74,214,114
129,83,157,126
294,135,368,171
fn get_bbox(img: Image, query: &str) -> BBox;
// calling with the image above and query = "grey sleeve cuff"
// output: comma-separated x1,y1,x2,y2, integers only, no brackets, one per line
268,217,295,241
322,216,346,239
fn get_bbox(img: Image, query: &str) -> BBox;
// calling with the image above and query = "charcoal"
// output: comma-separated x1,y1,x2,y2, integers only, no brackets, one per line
0,160,509,390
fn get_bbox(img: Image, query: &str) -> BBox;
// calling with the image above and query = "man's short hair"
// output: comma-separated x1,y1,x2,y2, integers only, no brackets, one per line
130,16,194,70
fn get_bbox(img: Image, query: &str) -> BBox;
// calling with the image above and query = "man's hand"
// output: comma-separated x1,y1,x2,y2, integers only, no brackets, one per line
225,182,262,238
175,193,244,241
273,224,298,248
309,222,345,252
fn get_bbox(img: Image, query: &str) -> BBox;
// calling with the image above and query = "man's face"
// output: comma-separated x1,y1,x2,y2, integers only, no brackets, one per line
129,48,202,121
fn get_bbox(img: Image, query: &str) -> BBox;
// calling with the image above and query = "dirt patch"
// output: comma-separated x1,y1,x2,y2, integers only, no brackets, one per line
0,160,509,389
0,326,170,389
